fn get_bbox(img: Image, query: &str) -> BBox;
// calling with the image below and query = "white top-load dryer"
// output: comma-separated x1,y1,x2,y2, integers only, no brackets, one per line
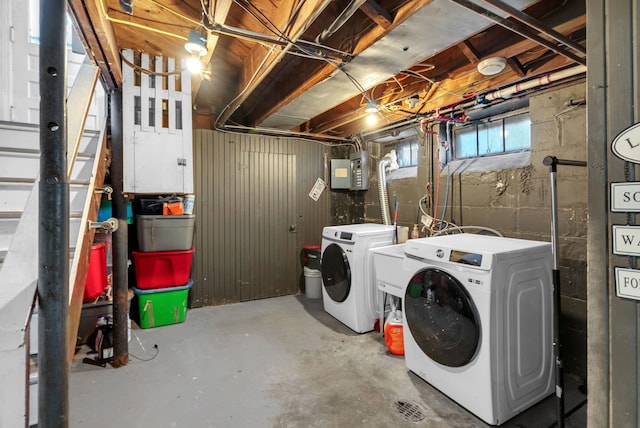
321,224,396,333
400,234,554,425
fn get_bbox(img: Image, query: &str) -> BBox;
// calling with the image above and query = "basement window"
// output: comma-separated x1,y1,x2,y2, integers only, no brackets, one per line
396,140,419,167
454,112,530,159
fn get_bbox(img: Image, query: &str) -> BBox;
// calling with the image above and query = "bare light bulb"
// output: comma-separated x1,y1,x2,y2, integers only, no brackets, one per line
187,56,203,74
366,113,378,126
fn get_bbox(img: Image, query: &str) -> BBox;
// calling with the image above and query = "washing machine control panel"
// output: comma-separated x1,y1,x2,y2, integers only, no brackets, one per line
466,277,484,286
338,232,353,240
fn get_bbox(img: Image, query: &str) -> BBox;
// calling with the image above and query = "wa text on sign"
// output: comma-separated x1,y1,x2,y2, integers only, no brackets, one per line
611,182,640,212
615,267,640,300
612,225,640,256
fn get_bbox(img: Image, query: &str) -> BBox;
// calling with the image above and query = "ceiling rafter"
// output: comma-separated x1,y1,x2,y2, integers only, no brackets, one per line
242,0,436,127
359,0,393,29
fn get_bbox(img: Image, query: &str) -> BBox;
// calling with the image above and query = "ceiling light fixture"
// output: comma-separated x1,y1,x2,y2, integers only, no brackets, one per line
477,57,507,76
184,29,208,58
365,101,380,126
365,101,379,114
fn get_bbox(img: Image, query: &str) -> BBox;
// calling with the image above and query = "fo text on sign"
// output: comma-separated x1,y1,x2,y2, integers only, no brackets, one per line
615,267,640,300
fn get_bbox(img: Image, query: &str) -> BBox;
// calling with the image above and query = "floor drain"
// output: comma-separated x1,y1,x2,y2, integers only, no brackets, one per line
394,400,426,422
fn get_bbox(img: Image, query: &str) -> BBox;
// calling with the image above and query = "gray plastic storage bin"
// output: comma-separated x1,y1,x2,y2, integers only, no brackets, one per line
136,214,195,252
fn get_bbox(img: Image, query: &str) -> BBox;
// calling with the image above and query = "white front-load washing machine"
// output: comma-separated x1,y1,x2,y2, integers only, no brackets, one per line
401,234,553,425
321,224,395,333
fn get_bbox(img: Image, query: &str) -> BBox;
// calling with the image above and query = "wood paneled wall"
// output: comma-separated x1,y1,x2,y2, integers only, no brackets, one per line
191,130,332,306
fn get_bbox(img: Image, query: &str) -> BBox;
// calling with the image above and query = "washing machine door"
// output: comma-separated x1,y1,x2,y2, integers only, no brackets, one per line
405,268,480,367
321,243,351,302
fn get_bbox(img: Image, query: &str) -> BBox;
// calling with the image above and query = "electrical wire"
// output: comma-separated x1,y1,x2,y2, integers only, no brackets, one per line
128,330,160,362
98,0,188,41
431,225,504,237
402,69,463,98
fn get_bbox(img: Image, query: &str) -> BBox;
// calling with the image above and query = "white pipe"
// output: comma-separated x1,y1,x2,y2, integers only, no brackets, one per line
485,65,586,101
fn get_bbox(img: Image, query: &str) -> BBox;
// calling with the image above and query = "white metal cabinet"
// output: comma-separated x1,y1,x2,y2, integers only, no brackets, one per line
122,49,194,194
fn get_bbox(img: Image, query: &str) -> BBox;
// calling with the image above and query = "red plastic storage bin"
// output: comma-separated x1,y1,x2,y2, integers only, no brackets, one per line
132,248,194,289
84,243,108,302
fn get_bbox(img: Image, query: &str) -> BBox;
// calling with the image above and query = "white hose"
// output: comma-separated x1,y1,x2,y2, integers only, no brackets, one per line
432,225,504,237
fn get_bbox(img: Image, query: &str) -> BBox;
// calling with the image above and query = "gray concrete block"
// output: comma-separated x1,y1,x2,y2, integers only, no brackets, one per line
460,206,517,231
516,208,551,235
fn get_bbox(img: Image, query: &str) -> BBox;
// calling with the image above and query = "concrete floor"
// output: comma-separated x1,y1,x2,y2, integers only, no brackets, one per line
70,295,587,427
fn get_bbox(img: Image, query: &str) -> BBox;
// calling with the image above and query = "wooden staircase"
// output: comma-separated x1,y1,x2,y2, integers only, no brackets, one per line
0,60,108,427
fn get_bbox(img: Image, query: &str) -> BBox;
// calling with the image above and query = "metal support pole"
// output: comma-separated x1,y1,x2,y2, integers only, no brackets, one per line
38,0,69,426
110,89,129,367
542,156,587,428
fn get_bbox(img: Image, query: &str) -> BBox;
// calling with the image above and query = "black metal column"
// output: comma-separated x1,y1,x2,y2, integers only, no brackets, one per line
38,0,69,426
110,88,129,367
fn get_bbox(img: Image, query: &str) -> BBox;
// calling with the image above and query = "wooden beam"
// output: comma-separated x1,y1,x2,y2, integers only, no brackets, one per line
506,57,526,77
360,0,393,29
67,0,122,88
457,40,480,63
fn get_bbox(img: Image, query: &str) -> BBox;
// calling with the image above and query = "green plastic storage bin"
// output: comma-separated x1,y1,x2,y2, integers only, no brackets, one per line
132,280,193,328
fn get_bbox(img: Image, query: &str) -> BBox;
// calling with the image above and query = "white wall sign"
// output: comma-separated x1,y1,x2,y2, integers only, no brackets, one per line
613,225,640,256
308,177,326,201
615,267,640,300
611,122,640,163
611,182,640,212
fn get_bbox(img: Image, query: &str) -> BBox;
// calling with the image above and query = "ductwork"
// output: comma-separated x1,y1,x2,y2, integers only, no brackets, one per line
378,150,399,225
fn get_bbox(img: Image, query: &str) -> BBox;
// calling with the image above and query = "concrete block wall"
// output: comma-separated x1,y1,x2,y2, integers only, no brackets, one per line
359,80,588,381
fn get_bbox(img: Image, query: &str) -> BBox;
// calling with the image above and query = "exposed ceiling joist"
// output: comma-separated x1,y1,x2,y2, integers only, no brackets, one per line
215,0,334,126
359,0,393,29
68,0,586,141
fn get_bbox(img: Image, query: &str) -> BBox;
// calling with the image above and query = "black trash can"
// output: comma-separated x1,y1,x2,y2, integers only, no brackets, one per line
302,245,322,269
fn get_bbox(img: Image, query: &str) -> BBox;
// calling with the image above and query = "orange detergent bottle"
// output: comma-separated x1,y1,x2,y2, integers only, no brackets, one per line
384,310,404,356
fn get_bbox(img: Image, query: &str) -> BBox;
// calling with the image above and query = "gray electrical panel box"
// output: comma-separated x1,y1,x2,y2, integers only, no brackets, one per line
330,151,369,190
330,159,351,189
350,151,368,190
